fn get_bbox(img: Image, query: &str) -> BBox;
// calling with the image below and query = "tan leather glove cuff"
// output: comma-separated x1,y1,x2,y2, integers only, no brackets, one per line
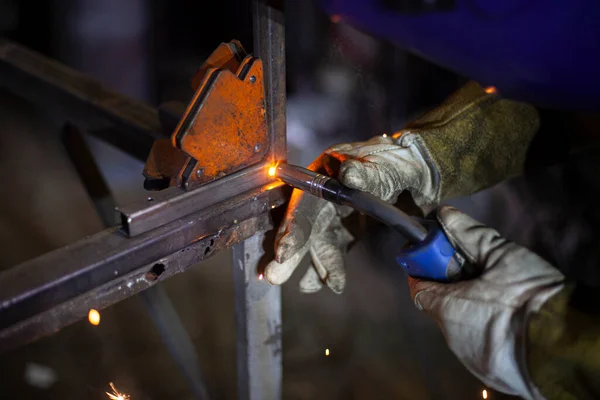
396,82,540,201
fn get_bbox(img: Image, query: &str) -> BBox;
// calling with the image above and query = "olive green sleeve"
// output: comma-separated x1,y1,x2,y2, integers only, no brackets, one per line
527,286,600,400
406,82,540,201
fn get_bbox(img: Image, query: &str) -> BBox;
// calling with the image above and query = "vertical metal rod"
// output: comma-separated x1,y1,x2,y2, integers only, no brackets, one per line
233,233,282,400
234,2,286,399
253,0,287,163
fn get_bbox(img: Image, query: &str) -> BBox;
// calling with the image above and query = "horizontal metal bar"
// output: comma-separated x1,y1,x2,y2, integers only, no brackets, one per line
0,187,285,351
119,162,274,237
0,38,164,161
0,214,273,353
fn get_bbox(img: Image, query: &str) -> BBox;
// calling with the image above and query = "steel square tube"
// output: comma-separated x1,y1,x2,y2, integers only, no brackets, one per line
0,187,285,351
119,162,275,237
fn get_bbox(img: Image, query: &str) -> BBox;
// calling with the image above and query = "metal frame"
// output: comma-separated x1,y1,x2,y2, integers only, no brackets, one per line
0,1,286,399
233,234,282,400
0,178,284,349
232,2,286,399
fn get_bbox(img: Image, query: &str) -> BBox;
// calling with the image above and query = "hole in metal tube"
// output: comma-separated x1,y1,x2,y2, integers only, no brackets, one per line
146,263,166,281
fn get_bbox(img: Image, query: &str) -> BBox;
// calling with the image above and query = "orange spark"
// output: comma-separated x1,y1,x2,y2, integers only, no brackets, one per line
88,309,100,326
106,382,130,400
267,166,277,177
264,181,285,191
484,86,497,94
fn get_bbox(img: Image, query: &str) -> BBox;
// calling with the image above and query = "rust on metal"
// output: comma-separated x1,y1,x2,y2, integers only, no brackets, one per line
143,40,269,190
191,40,246,90
173,56,267,188
143,138,190,189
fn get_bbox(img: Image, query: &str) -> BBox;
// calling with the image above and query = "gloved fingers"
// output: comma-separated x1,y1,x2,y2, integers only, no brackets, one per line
307,217,353,294
407,276,445,311
274,191,336,264
268,202,345,287
272,151,330,263
407,276,424,309
299,267,324,294
265,241,310,285
336,159,401,202
407,206,513,313
266,221,345,290
436,205,507,267
325,139,425,203
309,244,345,294
325,135,395,154
323,136,397,180
406,206,496,312
436,206,565,285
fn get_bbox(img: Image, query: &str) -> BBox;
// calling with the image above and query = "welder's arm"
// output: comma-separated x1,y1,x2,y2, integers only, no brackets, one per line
410,206,600,400
265,82,539,294
405,81,539,203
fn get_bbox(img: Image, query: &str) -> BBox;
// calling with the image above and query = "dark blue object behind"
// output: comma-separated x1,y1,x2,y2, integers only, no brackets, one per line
322,0,600,109
396,221,461,281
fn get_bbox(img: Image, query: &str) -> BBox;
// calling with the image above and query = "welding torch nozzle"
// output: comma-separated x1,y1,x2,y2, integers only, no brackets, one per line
274,163,428,244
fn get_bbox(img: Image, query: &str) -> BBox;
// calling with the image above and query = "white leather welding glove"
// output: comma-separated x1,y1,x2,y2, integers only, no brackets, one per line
265,82,538,294
409,206,565,399
265,134,439,294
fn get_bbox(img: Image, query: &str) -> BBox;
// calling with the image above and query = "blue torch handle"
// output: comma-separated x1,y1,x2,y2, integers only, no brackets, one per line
396,221,465,281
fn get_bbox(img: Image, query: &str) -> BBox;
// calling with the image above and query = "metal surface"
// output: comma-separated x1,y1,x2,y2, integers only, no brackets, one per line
0,187,285,351
275,162,332,196
229,3,287,400
120,162,273,237
144,41,270,190
0,38,164,161
232,234,282,400
173,54,268,188
190,40,246,92
253,0,287,163
143,137,191,190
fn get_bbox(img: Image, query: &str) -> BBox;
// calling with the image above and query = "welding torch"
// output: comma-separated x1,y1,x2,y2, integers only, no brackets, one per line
271,163,469,281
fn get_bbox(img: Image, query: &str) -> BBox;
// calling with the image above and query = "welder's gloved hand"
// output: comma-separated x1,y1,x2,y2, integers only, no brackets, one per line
266,82,539,294
265,134,439,294
409,206,565,399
